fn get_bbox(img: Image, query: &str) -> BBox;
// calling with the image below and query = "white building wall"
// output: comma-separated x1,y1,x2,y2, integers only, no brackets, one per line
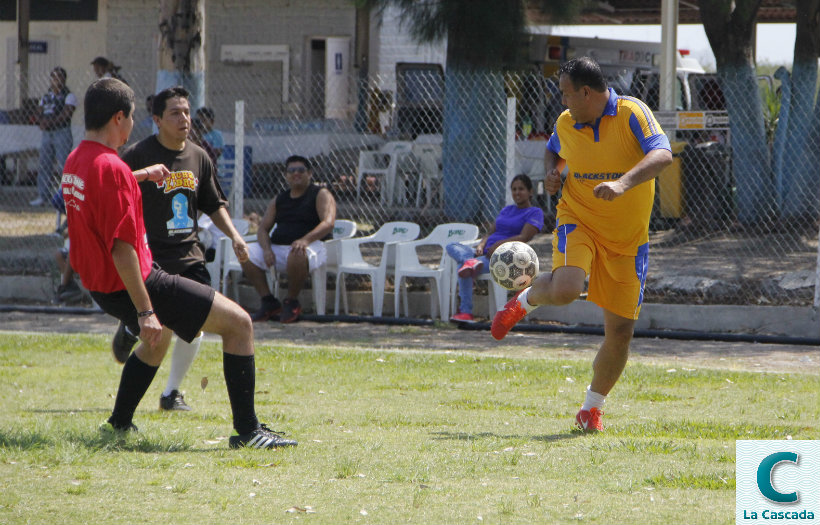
0,1,446,126
0,8,108,116
369,4,447,92
205,0,355,126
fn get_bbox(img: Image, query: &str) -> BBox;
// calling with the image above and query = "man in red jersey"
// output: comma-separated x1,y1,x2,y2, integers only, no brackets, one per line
61,78,296,448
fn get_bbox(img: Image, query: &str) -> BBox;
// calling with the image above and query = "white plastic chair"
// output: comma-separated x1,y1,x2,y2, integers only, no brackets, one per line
334,221,420,317
266,219,359,315
409,142,443,208
205,217,249,291
355,141,413,205
393,223,479,320
447,240,509,318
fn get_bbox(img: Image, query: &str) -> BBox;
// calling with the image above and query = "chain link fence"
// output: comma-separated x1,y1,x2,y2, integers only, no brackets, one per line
1,66,817,311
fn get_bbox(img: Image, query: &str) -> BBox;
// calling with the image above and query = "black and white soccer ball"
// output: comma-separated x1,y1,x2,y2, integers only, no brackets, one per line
489,241,539,291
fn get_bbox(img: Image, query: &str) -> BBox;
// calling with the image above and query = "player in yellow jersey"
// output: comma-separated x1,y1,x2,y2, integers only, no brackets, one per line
492,57,673,432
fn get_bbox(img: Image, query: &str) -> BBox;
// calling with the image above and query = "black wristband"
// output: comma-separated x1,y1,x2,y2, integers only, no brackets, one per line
137,309,154,318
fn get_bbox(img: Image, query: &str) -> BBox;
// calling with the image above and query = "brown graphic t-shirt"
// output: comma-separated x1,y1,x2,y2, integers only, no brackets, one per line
121,135,227,274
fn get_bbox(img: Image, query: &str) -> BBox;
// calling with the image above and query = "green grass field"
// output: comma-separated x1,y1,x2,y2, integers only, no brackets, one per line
0,331,817,524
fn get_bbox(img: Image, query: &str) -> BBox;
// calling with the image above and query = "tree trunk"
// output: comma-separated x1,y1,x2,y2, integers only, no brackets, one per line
157,0,205,109
778,0,820,221
699,0,774,226
442,68,507,223
440,1,523,222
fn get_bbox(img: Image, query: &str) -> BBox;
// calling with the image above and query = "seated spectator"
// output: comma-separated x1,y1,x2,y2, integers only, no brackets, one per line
128,94,154,144
240,155,336,323
54,239,83,304
447,174,543,323
189,117,217,165
196,107,224,163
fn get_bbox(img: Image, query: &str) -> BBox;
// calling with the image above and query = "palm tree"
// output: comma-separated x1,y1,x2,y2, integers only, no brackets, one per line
700,0,820,226
157,0,205,109
699,1,774,226
770,0,820,222
356,0,583,221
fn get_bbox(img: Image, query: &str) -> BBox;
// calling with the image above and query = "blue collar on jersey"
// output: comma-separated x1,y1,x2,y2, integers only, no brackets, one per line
572,87,618,130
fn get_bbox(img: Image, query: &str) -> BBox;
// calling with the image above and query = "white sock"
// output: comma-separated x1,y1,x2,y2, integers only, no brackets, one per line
517,287,539,314
163,332,203,396
580,386,606,411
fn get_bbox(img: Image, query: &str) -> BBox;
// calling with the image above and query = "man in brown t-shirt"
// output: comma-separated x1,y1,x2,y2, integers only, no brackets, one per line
113,86,249,413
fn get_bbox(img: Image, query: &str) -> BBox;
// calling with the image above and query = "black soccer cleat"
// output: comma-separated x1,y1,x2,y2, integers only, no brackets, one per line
229,423,298,449
99,420,139,434
112,322,138,364
159,389,192,411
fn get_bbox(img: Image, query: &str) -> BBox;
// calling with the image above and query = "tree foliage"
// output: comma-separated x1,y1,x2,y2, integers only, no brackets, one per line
355,0,585,69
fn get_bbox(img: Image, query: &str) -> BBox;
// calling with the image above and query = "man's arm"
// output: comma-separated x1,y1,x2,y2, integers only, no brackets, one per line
132,164,170,183
290,188,336,254
592,148,673,201
255,198,277,267
544,148,566,196
51,103,75,129
110,239,162,346
209,206,249,263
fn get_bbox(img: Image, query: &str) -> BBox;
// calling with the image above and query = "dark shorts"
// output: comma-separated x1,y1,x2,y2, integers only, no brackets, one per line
90,264,215,343
177,261,212,287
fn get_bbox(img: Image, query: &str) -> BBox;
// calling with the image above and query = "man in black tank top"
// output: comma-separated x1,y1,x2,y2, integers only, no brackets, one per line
242,155,336,323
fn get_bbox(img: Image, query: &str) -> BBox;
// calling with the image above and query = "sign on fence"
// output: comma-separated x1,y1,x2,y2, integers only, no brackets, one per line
655,111,730,130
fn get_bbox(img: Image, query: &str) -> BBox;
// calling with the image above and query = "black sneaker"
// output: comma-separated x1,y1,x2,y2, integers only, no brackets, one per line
159,390,192,411
56,280,83,303
280,298,301,324
250,296,282,322
229,423,298,449
112,322,138,364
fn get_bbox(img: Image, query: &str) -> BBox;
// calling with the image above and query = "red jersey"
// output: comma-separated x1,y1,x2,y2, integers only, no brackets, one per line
62,140,153,293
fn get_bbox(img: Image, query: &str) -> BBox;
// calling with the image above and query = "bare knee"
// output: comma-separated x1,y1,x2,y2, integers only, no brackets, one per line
203,294,253,339
223,303,253,338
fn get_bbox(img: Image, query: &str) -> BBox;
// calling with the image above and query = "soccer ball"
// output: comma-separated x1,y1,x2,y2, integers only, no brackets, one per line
489,241,539,291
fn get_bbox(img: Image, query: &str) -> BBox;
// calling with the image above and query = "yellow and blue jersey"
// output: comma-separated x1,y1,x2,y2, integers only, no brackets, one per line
546,87,670,255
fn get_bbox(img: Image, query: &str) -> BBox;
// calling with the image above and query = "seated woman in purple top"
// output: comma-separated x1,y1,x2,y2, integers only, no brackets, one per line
446,174,544,323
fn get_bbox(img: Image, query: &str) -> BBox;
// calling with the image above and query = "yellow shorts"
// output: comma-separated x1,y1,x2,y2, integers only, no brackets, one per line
552,219,649,320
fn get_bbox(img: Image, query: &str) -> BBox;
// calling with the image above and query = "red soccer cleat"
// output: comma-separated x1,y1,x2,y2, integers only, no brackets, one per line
575,407,604,432
490,290,529,340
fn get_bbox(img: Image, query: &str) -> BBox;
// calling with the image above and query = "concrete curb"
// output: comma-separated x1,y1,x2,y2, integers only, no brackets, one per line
2,275,817,338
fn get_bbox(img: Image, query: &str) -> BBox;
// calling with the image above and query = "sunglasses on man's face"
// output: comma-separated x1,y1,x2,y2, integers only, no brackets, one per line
286,166,307,174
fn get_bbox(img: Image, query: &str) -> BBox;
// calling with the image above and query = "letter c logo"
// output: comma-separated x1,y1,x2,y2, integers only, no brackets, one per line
757,452,799,503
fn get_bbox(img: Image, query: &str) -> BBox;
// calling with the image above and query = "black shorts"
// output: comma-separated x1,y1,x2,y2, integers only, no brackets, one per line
90,264,215,343
177,261,212,287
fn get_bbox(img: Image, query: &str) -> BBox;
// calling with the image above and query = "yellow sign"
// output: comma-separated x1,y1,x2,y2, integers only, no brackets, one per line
677,112,705,129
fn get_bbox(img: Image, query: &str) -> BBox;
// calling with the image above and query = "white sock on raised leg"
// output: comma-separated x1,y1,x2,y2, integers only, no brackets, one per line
163,332,203,396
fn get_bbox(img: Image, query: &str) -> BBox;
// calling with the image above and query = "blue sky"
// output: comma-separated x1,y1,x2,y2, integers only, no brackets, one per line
545,23,797,69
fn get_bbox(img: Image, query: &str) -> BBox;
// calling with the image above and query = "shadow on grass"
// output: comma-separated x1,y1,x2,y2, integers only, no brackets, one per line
430,430,582,443
26,408,109,414
0,427,198,453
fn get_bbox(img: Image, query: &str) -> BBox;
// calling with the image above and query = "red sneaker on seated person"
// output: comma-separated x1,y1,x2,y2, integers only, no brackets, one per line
457,258,483,278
